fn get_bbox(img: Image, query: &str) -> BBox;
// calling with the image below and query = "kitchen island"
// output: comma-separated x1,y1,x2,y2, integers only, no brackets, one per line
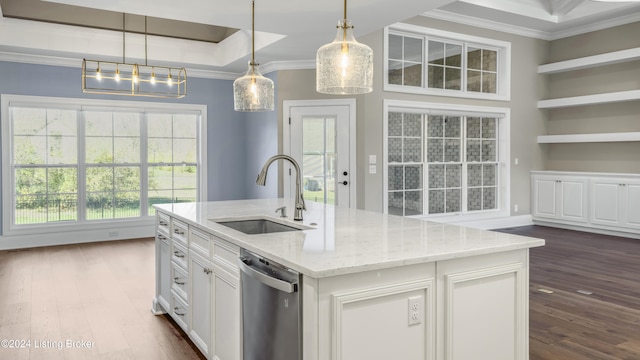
152,199,544,360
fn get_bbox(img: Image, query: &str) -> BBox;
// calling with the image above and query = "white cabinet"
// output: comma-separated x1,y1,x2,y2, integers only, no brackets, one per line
436,251,528,360
189,250,213,358
591,178,640,231
532,174,588,223
154,212,242,360
212,262,241,360
532,171,640,236
154,232,171,313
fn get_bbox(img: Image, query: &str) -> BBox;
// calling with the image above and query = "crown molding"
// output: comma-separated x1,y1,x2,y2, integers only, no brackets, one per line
0,51,316,80
422,8,640,41
421,10,553,40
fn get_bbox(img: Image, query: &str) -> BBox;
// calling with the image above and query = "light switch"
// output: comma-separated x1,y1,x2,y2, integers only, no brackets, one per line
369,155,377,164
369,165,377,174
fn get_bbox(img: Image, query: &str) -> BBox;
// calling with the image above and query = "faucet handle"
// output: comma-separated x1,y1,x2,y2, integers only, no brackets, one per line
275,206,287,218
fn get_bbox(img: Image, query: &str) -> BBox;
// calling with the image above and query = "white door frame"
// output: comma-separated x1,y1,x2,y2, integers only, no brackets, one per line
283,99,357,208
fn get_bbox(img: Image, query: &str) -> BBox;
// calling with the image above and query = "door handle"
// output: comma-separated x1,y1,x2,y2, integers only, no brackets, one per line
238,257,297,293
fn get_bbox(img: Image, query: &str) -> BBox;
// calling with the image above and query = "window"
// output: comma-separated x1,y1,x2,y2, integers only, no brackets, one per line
2,95,205,234
384,100,509,218
385,24,510,101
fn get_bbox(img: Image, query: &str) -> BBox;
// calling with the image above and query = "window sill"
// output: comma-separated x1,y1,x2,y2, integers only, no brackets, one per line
384,84,510,102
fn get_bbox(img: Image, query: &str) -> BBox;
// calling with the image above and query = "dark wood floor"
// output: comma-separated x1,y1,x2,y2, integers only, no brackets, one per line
497,225,640,360
1,226,639,359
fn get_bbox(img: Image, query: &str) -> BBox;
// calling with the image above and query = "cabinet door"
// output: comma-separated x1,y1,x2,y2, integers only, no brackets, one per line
213,262,241,360
532,176,558,219
189,251,212,358
622,180,640,230
156,234,171,312
558,178,588,223
591,179,622,226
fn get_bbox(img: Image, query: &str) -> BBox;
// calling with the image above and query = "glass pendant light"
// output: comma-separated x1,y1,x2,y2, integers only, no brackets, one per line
316,0,373,95
233,0,274,112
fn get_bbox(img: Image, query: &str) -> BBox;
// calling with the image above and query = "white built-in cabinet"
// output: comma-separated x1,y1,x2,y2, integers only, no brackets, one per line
591,178,640,230
153,212,241,360
532,171,640,236
532,173,588,224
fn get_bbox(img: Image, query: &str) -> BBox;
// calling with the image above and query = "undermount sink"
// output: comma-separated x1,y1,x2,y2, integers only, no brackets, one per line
216,218,306,235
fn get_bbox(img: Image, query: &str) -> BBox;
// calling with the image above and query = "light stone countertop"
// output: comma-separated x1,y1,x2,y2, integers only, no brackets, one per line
155,199,545,278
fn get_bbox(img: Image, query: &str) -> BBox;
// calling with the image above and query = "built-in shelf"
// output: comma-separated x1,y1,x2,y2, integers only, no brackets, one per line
538,89,640,109
538,47,640,74
537,132,640,144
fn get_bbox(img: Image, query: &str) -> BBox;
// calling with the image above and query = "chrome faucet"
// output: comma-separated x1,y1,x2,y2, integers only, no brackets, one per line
256,155,306,221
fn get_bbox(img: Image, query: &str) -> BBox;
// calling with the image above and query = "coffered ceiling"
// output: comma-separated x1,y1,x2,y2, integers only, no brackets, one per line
1,0,639,78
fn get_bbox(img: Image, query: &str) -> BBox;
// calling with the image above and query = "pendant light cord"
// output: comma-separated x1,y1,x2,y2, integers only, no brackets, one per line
122,13,126,63
145,16,148,66
251,0,256,66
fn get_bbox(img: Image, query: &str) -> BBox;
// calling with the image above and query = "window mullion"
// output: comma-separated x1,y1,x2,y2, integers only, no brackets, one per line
461,117,468,213
140,113,149,217
77,109,87,221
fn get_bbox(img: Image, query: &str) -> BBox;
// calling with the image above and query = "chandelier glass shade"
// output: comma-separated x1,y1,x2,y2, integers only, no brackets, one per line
233,0,274,112
316,0,373,95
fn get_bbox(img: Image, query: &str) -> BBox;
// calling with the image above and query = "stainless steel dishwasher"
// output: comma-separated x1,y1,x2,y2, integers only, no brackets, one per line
238,249,301,360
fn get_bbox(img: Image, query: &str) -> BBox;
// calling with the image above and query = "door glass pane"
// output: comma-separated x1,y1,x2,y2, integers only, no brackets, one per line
302,116,336,205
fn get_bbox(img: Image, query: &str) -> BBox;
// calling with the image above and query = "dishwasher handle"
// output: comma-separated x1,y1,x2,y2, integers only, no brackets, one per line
238,257,298,294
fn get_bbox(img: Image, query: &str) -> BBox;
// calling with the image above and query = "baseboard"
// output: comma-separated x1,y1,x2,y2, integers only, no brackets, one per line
0,224,155,250
427,214,534,230
532,221,640,240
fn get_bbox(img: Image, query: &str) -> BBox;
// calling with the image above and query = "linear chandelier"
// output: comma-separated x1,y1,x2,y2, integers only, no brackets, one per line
233,0,274,112
316,0,373,95
82,15,187,98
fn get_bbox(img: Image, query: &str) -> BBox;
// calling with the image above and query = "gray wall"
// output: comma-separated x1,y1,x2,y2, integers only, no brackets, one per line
275,17,550,215
0,60,277,235
544,22,640,173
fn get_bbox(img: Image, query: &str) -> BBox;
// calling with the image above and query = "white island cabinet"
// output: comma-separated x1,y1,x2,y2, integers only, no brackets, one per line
152,199,544,360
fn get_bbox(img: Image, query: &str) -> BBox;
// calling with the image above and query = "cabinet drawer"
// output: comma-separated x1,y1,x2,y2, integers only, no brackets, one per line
213,236,240,271
171,218,189,246
172,241,188,270
157,212,170,235
190,228,211,257
172,262,189,302
171,291,189,332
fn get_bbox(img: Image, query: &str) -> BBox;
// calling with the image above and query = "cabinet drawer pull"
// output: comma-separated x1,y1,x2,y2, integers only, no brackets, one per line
173,251,185,258
174,307,186,316
204,268,212,275
174,228,185,235
174,277,186,285
159,220,168,226
158,234,167,240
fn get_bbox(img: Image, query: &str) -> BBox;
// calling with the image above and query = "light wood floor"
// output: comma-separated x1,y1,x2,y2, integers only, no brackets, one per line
0,238,204,360
2,227,640,359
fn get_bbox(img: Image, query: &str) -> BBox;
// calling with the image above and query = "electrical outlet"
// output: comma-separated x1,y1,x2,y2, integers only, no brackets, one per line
514,204,519,213
408,296,422,326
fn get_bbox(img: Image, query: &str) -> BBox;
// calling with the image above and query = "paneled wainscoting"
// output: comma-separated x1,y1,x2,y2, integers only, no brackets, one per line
1,227,639,359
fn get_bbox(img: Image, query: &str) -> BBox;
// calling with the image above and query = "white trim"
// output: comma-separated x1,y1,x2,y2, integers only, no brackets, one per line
1,94,207,241
384,24,512,102
0,218,155,250
0,51,311,81
282,99,357,209
532,220,640,240
421,9,640,41
382,99,510,220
